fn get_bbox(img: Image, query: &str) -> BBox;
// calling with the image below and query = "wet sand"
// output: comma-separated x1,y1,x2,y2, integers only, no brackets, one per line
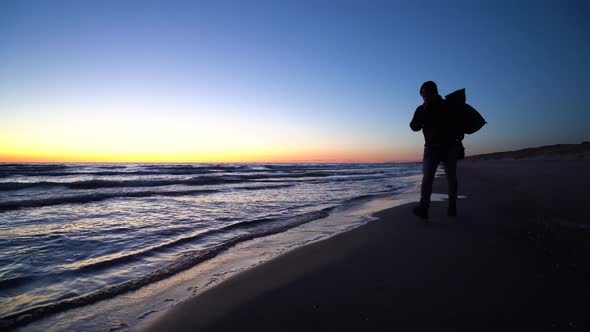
142,159,590,331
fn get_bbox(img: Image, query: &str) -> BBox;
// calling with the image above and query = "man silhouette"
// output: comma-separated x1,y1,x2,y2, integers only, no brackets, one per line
410,81,462,219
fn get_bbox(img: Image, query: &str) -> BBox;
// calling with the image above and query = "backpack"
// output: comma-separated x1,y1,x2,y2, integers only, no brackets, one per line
445,89,486,135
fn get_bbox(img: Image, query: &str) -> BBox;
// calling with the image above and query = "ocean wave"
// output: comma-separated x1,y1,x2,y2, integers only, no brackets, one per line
32,169,339,178
0,164,69,176
0,189,218,211
329,175,393,182
0,176,237,191
259,174,391,184
0,276,35,291
232,184,294,191
0,208,332,328
0,167,324,178
143,164,246,171
0,164,255,178
0,169,215,178
0,164,68,170
0,171,340,192
59,204,322,275
0,184,294,212
94,165,126,169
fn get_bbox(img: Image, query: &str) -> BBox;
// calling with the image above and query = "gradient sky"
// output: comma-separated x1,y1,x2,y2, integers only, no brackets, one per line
1,0,588,162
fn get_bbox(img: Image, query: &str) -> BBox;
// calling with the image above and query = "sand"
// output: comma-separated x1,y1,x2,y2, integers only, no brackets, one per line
142,159,590,331
467,143,590,161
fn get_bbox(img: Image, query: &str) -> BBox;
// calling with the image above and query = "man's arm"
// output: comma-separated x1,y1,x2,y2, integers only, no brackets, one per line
410,106,423,132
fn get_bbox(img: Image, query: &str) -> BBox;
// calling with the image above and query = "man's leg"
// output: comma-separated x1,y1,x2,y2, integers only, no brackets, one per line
419,146,440,209
443,143,459,216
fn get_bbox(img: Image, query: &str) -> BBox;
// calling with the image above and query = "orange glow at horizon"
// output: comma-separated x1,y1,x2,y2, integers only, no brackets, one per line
0,147,420,163
0,101,422,163
0,126,420,162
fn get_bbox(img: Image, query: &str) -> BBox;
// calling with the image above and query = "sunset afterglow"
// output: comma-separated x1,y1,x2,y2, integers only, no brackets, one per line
1,1,588,162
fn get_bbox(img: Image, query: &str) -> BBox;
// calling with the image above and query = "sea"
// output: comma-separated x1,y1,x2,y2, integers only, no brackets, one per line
0,162,423,330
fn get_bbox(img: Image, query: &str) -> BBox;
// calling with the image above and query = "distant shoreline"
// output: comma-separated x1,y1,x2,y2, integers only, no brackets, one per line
466,143,590,161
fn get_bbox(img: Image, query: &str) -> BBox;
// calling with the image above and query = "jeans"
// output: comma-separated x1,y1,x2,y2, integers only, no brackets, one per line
419,142,459,209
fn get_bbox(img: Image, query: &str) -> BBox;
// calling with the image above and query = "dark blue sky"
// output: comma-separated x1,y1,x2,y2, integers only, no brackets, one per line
1,0,589,161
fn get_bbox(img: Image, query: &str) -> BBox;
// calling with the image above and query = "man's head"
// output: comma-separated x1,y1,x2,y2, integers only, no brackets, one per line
420,81,438,104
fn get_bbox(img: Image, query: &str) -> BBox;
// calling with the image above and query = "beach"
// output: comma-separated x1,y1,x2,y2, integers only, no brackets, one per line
2,1,589,330
142,159,590,331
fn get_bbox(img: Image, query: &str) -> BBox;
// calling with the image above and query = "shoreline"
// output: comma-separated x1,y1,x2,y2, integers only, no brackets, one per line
142,159,590,331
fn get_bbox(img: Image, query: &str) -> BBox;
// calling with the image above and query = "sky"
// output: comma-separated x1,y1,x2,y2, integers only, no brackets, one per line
1,0,588,162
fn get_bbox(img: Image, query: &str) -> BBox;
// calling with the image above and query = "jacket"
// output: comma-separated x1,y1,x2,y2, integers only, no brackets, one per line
410,95,464,146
